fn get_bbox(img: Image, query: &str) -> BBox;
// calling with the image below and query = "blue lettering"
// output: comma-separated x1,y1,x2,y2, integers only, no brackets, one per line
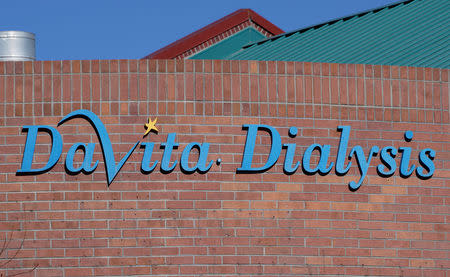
236,124,281,173
302,144,334,175
16,111,437,189
140,142,158,174
283,143,299,174
180,142,214,174
283,127,299,174
348,146,379,190
58,109,139,185
17,125,62,174
65,143,98,174
160,133,178,173
399,131,415,178
377,146,397,177
336,126,352,175
416,148,435,179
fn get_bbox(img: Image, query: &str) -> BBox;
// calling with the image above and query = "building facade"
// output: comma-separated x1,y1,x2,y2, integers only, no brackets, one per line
0,59,448,276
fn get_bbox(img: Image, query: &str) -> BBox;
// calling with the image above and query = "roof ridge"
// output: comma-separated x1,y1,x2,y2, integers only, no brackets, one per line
142,8,283,59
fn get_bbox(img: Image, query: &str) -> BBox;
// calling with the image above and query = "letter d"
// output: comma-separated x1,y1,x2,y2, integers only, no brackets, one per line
17,125,62,174
236,124,281,173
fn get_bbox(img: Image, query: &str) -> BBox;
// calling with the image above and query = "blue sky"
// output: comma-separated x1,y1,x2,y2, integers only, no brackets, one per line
2,0,400,60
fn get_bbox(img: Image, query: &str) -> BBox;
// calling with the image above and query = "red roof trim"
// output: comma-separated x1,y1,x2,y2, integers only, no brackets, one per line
143,9,284,59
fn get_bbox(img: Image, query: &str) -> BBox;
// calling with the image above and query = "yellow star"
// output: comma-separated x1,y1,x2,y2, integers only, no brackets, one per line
143,117,158,138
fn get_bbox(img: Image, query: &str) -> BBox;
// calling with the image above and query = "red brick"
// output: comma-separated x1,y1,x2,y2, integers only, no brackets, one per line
0,60,447,275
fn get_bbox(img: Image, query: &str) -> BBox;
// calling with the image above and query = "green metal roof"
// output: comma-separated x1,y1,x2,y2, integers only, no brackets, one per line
189,27,266,60
227,0,449,68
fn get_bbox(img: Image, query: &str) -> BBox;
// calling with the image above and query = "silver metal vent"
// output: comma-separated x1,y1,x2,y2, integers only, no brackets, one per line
0,31,36,61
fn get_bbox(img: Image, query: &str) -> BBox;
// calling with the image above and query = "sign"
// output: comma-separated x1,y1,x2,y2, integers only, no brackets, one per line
16,110,435,190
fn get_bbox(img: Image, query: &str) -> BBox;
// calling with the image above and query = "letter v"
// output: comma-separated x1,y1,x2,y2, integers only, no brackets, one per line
58,110,139,186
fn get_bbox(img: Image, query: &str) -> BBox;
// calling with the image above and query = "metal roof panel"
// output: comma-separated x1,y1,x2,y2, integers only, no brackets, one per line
228,0,449,68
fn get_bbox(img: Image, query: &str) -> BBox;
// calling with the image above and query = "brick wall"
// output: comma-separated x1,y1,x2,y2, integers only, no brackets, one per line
0,59,448,276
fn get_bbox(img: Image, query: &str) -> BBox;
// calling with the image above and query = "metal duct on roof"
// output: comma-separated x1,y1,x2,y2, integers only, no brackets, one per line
0,31,36,61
